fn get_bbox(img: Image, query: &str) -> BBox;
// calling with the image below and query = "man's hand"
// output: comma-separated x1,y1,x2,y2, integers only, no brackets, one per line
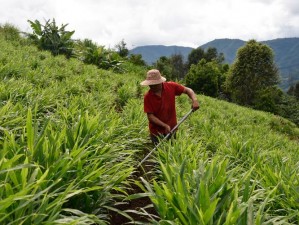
147,113,171,134
192,99,200,111
164,124,171,134
184,87,200,111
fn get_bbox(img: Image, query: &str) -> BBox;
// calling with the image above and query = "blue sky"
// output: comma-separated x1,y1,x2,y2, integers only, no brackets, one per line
1,0,299,49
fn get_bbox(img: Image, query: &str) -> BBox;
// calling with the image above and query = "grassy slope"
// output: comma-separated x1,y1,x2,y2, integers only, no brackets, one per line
147,95,299,224
0,36,148,224
1,35,299,224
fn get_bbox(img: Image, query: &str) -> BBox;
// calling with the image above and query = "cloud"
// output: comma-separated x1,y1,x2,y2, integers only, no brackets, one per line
280,0,299,14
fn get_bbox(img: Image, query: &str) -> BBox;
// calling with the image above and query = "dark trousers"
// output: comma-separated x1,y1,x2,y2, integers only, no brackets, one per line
150,133,176,145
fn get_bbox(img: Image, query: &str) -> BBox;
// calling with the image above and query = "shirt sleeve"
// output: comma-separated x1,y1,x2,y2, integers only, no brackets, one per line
169,82,185,96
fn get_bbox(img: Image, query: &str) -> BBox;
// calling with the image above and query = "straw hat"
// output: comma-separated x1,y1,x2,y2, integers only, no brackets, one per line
140,69,166,86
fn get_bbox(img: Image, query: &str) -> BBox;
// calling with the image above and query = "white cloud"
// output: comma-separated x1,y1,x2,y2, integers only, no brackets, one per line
1,0,298,48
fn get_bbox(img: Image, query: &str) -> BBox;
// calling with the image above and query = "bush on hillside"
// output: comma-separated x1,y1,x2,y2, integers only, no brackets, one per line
287,81,299,100
75,38,125,73
277,94,299,126
0,23,22,42
185,59,223,97
27,19,75,58
128,54,147,66
253,86,283,114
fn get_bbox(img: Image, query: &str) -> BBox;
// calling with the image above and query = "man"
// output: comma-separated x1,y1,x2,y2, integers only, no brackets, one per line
141,69,199,144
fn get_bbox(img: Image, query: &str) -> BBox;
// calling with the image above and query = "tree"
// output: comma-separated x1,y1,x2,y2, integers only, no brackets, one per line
295,82,299,100
27,19,75,58
155,54,185,80
169,53,185,80
287,81,299,100
185,59,222,97
287,85,295,96
186,47,225,70
155,56,172,79
128,54,146,66
205,47,218,62
186,47,205,69
226,39,279,106
115,39,129,58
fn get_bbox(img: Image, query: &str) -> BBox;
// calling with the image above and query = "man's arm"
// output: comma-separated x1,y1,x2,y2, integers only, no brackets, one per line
147,113,171,134
183,87,200,111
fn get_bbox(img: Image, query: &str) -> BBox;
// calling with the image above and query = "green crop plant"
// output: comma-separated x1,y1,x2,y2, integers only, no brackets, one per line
0,104,139,224
0,30,146,224
137,95,299,224
142,157,249,225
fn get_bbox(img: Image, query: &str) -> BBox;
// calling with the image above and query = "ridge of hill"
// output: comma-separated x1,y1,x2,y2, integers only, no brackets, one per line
130,38,299,90
199,38,245,63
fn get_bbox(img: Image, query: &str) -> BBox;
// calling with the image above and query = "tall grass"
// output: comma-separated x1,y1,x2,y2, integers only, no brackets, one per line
140,96,299,224
1,29,299,224
0,34,146,224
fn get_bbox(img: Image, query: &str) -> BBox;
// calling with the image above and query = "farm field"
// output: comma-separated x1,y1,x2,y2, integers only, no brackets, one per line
1,32,299,224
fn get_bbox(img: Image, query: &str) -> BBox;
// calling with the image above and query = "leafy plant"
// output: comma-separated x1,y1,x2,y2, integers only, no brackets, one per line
115,39,129,58
185,59,222,97
75,39,125,72
27,19,75,58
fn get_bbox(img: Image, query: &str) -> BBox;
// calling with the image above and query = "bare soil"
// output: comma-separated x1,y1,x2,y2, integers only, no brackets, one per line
109,152,159,224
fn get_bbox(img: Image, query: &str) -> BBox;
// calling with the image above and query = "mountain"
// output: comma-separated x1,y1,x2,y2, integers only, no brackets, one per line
129,38,299,90
263,38,299,80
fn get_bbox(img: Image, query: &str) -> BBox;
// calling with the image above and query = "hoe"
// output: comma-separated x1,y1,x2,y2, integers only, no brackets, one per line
138,109,194,167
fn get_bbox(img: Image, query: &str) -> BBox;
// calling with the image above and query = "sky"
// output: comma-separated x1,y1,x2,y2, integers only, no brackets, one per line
1,0,299,49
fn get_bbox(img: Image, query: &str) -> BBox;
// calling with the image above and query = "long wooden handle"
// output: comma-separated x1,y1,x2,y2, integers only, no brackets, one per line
138,109,194,167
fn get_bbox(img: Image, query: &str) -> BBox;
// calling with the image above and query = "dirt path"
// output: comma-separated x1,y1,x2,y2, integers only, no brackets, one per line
109,155,159,224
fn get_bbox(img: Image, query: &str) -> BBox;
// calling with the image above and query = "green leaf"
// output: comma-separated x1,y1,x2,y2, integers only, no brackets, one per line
28,20,42,36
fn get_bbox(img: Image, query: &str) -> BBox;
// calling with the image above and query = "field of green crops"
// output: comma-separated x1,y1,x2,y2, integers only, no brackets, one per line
1,33,299,224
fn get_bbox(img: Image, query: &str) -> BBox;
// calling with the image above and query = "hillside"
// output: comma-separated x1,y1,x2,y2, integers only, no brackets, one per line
1,33,299,224
262,38,299,74
130,38,299,90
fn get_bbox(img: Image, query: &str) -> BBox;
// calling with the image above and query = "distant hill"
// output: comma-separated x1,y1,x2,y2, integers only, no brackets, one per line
129,38,299,90
263,38,299,73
